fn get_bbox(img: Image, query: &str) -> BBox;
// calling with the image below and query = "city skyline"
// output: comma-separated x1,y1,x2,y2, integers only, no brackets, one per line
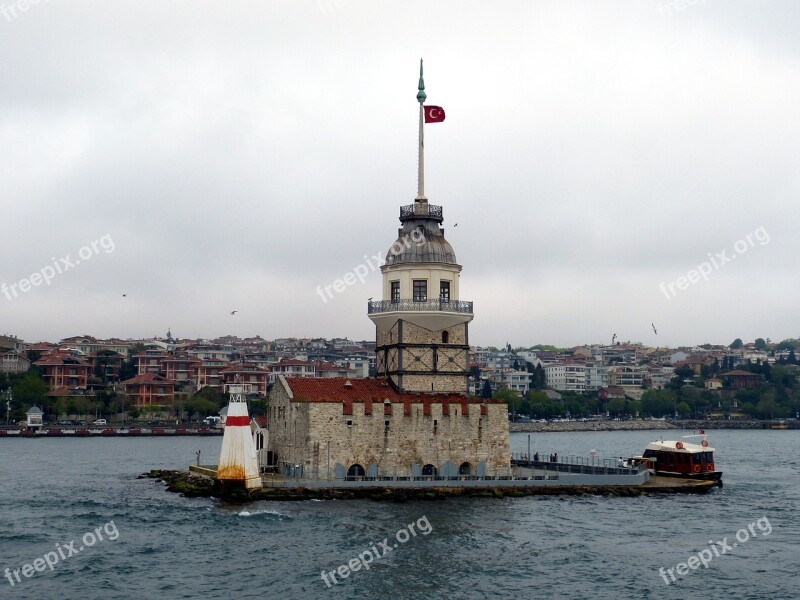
2,2,799,347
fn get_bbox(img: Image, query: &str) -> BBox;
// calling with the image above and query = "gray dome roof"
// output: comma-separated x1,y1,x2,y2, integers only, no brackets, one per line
384,222,458,265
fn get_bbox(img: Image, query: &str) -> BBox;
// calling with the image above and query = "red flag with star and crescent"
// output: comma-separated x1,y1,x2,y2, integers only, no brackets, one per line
424,106,445,123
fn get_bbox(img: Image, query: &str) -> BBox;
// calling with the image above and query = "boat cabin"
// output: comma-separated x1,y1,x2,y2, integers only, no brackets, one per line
640,439,720,480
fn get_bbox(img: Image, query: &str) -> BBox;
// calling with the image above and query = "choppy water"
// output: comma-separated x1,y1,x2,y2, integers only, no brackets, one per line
1,430,798,599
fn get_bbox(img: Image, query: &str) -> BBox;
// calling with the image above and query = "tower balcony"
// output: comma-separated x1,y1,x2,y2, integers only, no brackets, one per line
368,299,473,314
368,299,473,330
400,203,443,223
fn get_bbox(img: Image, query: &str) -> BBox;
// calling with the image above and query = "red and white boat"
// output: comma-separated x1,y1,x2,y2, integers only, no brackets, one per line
632,434,722,484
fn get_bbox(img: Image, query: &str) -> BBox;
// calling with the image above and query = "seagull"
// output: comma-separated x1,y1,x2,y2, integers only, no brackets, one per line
454,223,459,227
367,297,373,302
122,293,127,297
230,310,238,315
651,323,658,335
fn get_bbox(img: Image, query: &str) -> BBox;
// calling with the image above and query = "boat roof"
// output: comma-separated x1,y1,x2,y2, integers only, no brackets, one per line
645,439,714,453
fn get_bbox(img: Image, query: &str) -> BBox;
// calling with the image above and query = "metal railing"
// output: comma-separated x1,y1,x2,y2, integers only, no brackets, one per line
511,452,643,476
368,299,473,314
400,203,443,219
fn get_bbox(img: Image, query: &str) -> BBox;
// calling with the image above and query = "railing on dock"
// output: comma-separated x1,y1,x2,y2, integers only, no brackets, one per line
511,451,644,476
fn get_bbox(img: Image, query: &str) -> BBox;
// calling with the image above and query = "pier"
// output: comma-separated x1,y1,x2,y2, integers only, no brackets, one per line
142,454,720,501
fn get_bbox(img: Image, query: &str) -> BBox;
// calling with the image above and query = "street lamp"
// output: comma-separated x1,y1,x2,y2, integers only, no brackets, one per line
5,389,12,426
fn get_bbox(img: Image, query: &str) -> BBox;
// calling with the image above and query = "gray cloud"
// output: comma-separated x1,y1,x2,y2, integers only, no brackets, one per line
1,0,798,347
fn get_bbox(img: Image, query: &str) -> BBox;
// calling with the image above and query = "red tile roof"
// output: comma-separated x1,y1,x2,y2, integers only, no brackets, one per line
122,373,175,385
220,362,269,373
720,370,762,377
282,377,501,404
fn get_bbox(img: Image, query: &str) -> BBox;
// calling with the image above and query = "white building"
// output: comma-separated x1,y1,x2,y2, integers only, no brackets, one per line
345,356,370,379
544,363,587,393
490,370,531,396
585,363,608,392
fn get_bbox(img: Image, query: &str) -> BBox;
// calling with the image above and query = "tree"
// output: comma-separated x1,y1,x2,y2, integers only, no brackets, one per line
676,401,691,418
641,389,676,417
186,396,219,419
480,380,492,399
493,388,520,417
730,338,744,349
776,339,799,352
756,395,779,419
755,338,767,350
788,350,798,365
12,372,48,409
118,353,141,382
607,398,625,416
533,364,546,390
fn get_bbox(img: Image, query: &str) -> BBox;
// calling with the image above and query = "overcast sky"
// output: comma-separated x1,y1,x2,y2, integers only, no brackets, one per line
1,0,798,349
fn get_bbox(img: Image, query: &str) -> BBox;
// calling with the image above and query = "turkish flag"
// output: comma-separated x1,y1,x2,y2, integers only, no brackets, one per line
424,105,445,123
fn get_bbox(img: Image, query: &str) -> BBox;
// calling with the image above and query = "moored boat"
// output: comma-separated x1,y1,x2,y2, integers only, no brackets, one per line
631,434,722,485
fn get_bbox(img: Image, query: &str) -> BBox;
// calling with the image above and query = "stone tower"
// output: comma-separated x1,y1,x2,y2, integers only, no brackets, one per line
368,60,473,394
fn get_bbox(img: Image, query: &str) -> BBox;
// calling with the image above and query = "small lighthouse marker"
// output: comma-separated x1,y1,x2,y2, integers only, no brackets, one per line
216,377,260,492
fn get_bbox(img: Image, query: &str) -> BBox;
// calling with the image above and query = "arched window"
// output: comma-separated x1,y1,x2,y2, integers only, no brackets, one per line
441,330,449,343
459,462,473,476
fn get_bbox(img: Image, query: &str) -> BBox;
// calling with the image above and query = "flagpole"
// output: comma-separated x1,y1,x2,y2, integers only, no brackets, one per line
416,58,426,202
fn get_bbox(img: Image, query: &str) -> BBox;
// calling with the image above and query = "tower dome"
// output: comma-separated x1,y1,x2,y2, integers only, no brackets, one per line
385,203,458,266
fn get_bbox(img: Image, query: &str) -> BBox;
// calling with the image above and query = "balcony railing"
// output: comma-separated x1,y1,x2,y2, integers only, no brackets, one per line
400,203,443,219
368,299,473,314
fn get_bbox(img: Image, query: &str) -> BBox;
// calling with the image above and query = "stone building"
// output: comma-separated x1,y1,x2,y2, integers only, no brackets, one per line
269,377,509,478
266,61,510,480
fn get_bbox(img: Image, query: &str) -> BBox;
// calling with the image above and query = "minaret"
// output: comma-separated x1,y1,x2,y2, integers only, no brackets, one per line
368,60,473,394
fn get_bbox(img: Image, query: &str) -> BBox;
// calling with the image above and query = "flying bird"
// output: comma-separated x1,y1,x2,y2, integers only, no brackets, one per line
454,223,459,227
652,323,658,335
230,310,238,315
122,293,127,297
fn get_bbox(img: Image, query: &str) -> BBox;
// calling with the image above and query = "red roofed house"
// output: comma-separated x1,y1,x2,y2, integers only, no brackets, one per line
134,350,172,376
122,373,175,412
161,353,202,387
597,386,626,401
220,363,269,396
719,370,764,390
196,358,228,392
35,351,92,390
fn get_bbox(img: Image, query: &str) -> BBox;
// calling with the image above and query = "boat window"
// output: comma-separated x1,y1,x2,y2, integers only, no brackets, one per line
705,452,713,463
643,449,655,458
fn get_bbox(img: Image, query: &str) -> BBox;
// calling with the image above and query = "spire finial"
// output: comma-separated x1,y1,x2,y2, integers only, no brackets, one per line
417,58,426,103
416,58,427,201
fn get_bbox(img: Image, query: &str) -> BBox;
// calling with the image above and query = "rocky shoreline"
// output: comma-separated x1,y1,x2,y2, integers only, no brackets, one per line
509,420,676,433
509,419,796,433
